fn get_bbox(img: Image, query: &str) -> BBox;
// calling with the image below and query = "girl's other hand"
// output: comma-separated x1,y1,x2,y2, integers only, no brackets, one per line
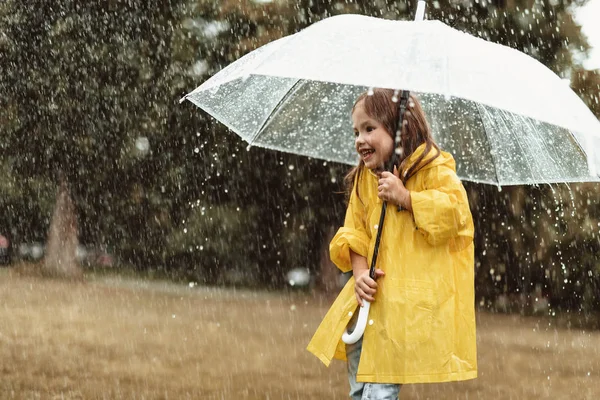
354,268,385,307
378,166,411,211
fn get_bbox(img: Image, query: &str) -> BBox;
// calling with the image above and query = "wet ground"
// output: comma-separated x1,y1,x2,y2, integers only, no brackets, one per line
0,269,598,399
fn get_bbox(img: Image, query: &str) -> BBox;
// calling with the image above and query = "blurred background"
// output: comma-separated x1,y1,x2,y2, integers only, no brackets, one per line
1,0,599,316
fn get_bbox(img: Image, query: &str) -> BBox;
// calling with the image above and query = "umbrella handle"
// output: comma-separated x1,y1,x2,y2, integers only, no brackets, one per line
341,300,371,344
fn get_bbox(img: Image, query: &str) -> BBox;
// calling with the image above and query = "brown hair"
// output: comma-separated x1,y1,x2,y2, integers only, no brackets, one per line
344,88,440,200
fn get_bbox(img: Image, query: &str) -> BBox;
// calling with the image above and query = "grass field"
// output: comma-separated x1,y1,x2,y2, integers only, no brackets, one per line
1,267,599,399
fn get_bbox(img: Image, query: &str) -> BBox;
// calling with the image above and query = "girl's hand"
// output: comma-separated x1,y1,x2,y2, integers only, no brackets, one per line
354,268,385,307
378,166,412,211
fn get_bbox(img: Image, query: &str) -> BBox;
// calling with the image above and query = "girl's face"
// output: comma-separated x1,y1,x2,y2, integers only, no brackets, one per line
352,100,394,171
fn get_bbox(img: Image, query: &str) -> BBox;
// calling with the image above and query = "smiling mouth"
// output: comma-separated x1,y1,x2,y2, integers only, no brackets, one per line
360,149,374,159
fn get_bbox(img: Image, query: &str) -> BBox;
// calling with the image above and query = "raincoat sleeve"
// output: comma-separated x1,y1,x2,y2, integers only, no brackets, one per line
329,181,371,273
410,165,473,250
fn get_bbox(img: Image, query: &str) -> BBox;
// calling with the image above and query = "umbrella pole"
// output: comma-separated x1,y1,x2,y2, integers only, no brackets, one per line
368,90,410,280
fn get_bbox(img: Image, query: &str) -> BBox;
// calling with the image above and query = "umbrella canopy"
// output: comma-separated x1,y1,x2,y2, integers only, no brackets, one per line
182,14,600,186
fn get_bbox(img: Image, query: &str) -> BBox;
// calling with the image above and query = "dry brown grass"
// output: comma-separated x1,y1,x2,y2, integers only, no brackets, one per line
1,267,599,399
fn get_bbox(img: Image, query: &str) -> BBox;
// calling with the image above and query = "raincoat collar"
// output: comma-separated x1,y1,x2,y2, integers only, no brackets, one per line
366,143,454,179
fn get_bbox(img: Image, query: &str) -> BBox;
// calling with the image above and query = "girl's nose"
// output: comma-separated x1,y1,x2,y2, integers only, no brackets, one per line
355,133,365,145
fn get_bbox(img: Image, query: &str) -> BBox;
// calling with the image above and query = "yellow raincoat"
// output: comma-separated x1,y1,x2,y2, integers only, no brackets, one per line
307,144,477,384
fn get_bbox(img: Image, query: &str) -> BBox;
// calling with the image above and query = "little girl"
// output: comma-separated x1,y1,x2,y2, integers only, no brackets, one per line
307,88,477,399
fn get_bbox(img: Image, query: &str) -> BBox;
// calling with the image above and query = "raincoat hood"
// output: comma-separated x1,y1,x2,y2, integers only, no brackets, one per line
402,143,453,175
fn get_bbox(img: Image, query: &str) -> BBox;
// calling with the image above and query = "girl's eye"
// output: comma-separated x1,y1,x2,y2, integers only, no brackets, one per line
353,131,359,137
366,126,374,132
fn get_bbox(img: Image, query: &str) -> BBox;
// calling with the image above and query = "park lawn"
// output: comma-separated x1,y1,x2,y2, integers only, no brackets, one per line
0,268,599,399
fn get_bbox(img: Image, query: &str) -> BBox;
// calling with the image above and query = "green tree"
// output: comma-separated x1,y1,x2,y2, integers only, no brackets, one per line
0,1,204,275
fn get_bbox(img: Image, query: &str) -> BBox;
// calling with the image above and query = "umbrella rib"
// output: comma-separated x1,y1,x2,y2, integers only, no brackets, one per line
247,78,303,146
474,102,502,187
512,113,550,184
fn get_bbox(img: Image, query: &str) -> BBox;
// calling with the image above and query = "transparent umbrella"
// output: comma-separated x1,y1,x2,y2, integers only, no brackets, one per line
182,13,600,186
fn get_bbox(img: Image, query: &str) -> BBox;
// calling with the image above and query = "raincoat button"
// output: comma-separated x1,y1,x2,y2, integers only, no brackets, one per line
369,319,374,325
348,312,353,317
374,224,378,230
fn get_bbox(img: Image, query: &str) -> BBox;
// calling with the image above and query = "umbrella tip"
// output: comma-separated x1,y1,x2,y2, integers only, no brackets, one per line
415,1,426,22
179,95,188,104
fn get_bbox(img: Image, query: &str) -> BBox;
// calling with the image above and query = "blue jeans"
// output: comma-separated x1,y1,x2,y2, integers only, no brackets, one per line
346,337,401,400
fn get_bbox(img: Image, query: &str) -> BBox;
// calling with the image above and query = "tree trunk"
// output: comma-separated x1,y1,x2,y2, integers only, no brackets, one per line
42,179,82,280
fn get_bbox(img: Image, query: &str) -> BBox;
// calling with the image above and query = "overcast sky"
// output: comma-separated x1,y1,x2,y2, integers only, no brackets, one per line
574,0,600,70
